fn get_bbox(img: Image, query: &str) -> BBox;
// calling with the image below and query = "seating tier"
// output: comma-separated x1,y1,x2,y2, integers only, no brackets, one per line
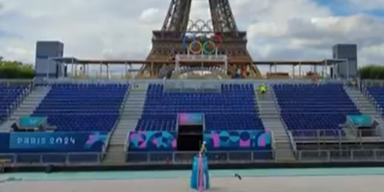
136,84,265,131
0,84,28,123
273,84,360,137
367,87,384,115
33,84,129,132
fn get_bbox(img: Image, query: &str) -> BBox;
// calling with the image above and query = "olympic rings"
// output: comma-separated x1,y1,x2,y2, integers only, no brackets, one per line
202,41,215,55
182,33,223,55
189,41,202,55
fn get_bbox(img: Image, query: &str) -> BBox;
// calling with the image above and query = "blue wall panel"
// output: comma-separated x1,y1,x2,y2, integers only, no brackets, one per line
0,132,108,153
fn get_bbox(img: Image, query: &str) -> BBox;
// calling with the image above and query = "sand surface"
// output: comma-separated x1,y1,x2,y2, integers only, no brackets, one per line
1,176,383,192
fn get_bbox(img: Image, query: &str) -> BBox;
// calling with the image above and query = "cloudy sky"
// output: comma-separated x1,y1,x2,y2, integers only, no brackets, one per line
0,0,383,74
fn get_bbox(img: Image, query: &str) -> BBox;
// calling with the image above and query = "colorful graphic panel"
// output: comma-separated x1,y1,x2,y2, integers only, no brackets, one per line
8,132,108,152
203,130,272,150
178,113,203,125
128,131,177,151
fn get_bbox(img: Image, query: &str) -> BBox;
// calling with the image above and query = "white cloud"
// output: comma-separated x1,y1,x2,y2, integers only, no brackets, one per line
139,8,161,24
0,0,383,76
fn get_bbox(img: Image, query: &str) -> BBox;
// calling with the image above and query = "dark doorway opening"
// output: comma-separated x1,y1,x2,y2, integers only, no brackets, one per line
177,124,203,151
178,125,203,134
177,134,202,151
358,127,375,137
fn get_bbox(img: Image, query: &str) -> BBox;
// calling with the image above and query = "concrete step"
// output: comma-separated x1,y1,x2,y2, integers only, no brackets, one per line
121,112,143,114
109,138,127,145
110,135,129,140
113,127,132,133
104,88,147,161
266,125,285,130
260,116,281,119
274,141,296,160
14,106,37,109
345,87,381,116
124,105,145,108
258,105,277,107
120,118,141,121
121,112,142,115
124,103,145,106
259,109,278,112
120,115,142,118
260,114,280,116
102,144,126,163
273,133,290,140
257,87,294,152
112,132,133,137
267,128,287,134
116,121,138,125
125,102,146,104
123,109,144,112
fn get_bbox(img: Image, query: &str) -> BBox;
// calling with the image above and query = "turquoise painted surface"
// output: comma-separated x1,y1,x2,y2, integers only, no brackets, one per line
19,116,45,127
348,115,371,126
2,168,384,181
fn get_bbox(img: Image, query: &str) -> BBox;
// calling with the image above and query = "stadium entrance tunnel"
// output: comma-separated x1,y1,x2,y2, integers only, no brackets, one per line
177,125,204,151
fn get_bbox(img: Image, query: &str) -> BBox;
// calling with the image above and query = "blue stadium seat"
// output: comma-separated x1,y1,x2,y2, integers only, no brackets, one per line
136,83,265,131
0,84,28,123
32,83,129,132
273,84,360,137
367,86,384,116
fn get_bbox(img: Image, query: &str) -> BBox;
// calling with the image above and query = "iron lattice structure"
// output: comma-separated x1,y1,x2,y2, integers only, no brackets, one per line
139,0,262,79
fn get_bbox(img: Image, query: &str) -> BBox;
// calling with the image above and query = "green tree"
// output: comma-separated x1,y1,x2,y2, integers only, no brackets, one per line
0,58,34,79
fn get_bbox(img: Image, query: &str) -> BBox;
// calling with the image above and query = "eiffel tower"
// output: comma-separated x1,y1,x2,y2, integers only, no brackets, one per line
138,0,262,79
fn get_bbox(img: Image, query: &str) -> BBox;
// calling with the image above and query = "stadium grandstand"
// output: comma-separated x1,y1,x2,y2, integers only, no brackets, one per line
1,0,384,171
2,75,384,166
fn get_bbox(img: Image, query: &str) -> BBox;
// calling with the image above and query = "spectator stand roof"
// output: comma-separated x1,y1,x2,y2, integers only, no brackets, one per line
50,57,347,79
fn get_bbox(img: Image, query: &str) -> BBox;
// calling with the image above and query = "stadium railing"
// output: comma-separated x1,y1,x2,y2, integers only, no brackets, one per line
101,85,131,158
124,149,384,163
124,131,131,160
126,151,274,163
101,132,112,159
297,149,384,161
290,129,384,141
270,129,276,158
0,152,103,165
100,84,132,158
2,149,384,165
287,130,297,156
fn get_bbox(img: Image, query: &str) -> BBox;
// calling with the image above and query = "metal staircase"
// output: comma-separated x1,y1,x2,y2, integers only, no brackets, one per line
344,86,384,137
255,85,296,161
0,86,50,131
103,85,148,163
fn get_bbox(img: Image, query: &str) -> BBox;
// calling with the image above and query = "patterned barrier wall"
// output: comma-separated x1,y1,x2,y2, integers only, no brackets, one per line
128,130,272,151
0,132,108,153
203,130,272,151
128,131,177,151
